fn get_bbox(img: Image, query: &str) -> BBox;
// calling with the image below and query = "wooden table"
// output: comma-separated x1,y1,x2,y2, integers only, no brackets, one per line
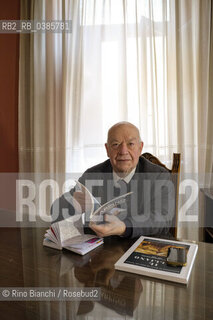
0,228,212,320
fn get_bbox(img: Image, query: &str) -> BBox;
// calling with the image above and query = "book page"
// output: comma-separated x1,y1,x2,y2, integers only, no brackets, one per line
64,237,104,255
45,230,58,244
74,180,133,221
91,191,133,219
63,234,99,246
75,180,98,215
49,223,61,245
55,214,84,246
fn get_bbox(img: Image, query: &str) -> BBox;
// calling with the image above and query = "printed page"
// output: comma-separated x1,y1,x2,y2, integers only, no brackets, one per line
75,180,133,221
45,229,58,244
91,192,133,219
75,180,99,215
56,214,84,246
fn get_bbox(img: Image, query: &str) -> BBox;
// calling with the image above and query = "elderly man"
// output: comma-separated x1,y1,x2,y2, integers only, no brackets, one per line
51,122,174,238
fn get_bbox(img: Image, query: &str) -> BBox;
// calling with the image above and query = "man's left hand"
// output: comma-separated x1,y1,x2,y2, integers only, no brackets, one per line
89,214,126,237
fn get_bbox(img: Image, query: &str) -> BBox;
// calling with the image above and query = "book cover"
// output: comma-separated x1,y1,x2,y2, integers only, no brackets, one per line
115,236,198,284
75,180,132,222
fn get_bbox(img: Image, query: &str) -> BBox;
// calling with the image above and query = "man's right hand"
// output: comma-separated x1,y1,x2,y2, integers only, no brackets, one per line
89,213,126,237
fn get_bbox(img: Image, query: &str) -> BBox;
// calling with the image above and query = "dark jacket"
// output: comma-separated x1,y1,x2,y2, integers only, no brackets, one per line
51,156,175,238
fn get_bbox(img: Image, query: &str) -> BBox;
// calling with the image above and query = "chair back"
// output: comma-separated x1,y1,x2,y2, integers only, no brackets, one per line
142,152,181,239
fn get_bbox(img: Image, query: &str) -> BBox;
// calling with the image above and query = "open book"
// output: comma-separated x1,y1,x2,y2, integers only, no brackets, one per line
44,180,132,254
75,180,133,222
43,215,103,255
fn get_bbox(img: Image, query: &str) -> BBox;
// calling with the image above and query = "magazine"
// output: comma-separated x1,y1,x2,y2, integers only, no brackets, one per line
43,215,103,255
75,180,133,222
115,236,198,284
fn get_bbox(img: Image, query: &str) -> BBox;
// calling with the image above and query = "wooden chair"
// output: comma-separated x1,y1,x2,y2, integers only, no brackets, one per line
142,152,181,239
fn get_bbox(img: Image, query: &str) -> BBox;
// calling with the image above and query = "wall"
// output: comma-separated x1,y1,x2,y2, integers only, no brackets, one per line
0,3,23,284
0,1,20,212
0,1,20,173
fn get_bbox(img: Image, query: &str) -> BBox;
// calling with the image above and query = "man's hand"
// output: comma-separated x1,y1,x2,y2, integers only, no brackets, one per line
89,214,126,237
73,190,93,213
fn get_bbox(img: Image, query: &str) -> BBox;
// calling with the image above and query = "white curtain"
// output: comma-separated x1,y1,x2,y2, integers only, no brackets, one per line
19,0,213,239
65,0,213,177
19,0,68,173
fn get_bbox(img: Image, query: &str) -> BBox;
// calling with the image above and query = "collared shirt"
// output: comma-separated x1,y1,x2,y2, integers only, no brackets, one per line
113,168,136,238
113,168,136,187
